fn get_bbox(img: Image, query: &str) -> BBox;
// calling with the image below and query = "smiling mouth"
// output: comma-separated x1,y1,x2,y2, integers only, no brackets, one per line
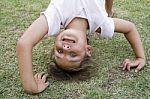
62,38,76,43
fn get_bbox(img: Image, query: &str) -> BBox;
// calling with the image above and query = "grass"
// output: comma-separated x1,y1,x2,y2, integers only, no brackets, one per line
0,0,150,98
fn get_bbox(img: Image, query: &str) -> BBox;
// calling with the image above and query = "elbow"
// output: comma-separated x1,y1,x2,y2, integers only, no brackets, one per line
129,22,136,29
16,39,25,56
127,22,136,33
123,22,137,37
17,38,29,49
16,39,24,57
16,38,33,52
16,39,23,50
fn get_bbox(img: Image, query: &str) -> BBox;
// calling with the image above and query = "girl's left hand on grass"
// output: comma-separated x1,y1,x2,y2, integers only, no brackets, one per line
34,72,49,93
122,58,146,72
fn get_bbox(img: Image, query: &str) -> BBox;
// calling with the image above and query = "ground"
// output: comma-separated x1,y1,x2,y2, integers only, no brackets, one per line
0,0,150,98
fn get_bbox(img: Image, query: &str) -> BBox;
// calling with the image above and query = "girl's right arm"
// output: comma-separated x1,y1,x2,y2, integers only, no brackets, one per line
16,15,49,94
113,18,146,72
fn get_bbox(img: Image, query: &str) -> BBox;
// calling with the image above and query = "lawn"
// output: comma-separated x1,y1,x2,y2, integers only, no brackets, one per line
0,0,150,98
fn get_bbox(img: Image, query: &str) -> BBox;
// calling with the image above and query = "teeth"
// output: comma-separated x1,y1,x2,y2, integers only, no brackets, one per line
62,38,75,43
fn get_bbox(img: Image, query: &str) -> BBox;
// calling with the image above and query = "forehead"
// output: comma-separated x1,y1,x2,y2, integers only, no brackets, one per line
55,56,82,70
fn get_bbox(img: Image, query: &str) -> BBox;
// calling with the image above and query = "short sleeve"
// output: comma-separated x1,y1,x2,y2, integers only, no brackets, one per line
101,17,115,38
41,3,61,36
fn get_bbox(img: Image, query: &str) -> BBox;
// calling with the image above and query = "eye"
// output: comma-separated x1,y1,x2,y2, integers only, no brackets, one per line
58,49,63,53
70,52,77,57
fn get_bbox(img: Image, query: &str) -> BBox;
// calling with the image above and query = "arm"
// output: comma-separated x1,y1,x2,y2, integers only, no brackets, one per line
105,0,114,17
113,18,146,72
16,15,49,94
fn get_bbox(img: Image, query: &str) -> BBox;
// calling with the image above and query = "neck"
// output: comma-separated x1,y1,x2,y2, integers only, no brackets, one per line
66,17,88,33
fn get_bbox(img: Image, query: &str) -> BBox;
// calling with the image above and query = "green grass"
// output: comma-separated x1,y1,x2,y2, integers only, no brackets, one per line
0,0,150,98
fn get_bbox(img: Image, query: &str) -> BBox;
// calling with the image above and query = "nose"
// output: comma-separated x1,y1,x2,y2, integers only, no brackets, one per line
63,44,70,50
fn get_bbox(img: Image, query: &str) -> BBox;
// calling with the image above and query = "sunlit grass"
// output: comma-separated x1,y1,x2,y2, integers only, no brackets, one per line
0,0,150,98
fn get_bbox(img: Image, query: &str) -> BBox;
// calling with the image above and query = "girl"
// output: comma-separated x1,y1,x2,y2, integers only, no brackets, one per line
16,0,145,94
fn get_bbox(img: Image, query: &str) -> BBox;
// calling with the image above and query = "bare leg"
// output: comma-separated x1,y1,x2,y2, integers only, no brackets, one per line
105,0,114,17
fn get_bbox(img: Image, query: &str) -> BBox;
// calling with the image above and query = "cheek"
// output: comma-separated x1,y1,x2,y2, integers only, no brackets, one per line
77,40,87,48
55,42,62,49
55,34,62,44
74,46,86,54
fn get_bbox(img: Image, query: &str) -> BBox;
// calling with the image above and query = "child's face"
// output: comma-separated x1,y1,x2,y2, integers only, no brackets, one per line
54,29,91,70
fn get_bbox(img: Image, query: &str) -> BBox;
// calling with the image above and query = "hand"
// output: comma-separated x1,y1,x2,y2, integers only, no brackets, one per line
34,72,49,93
122,58,146,72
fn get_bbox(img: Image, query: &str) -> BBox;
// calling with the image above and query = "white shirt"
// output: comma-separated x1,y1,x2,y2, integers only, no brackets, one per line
42,0,114,38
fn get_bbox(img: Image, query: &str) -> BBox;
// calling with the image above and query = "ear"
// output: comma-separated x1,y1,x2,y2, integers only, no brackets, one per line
86,45,92,57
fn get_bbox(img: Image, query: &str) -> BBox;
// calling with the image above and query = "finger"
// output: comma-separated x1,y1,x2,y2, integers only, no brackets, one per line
135,64,143,72
45,82,49,87
121,59,127,67
123,61,130,70
127,63,131,71
34,73,38,79
42,74,48,82
120,61,125,68
122,59,130,70
37,72,45,79
122,63,127,70
122,61,127,70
